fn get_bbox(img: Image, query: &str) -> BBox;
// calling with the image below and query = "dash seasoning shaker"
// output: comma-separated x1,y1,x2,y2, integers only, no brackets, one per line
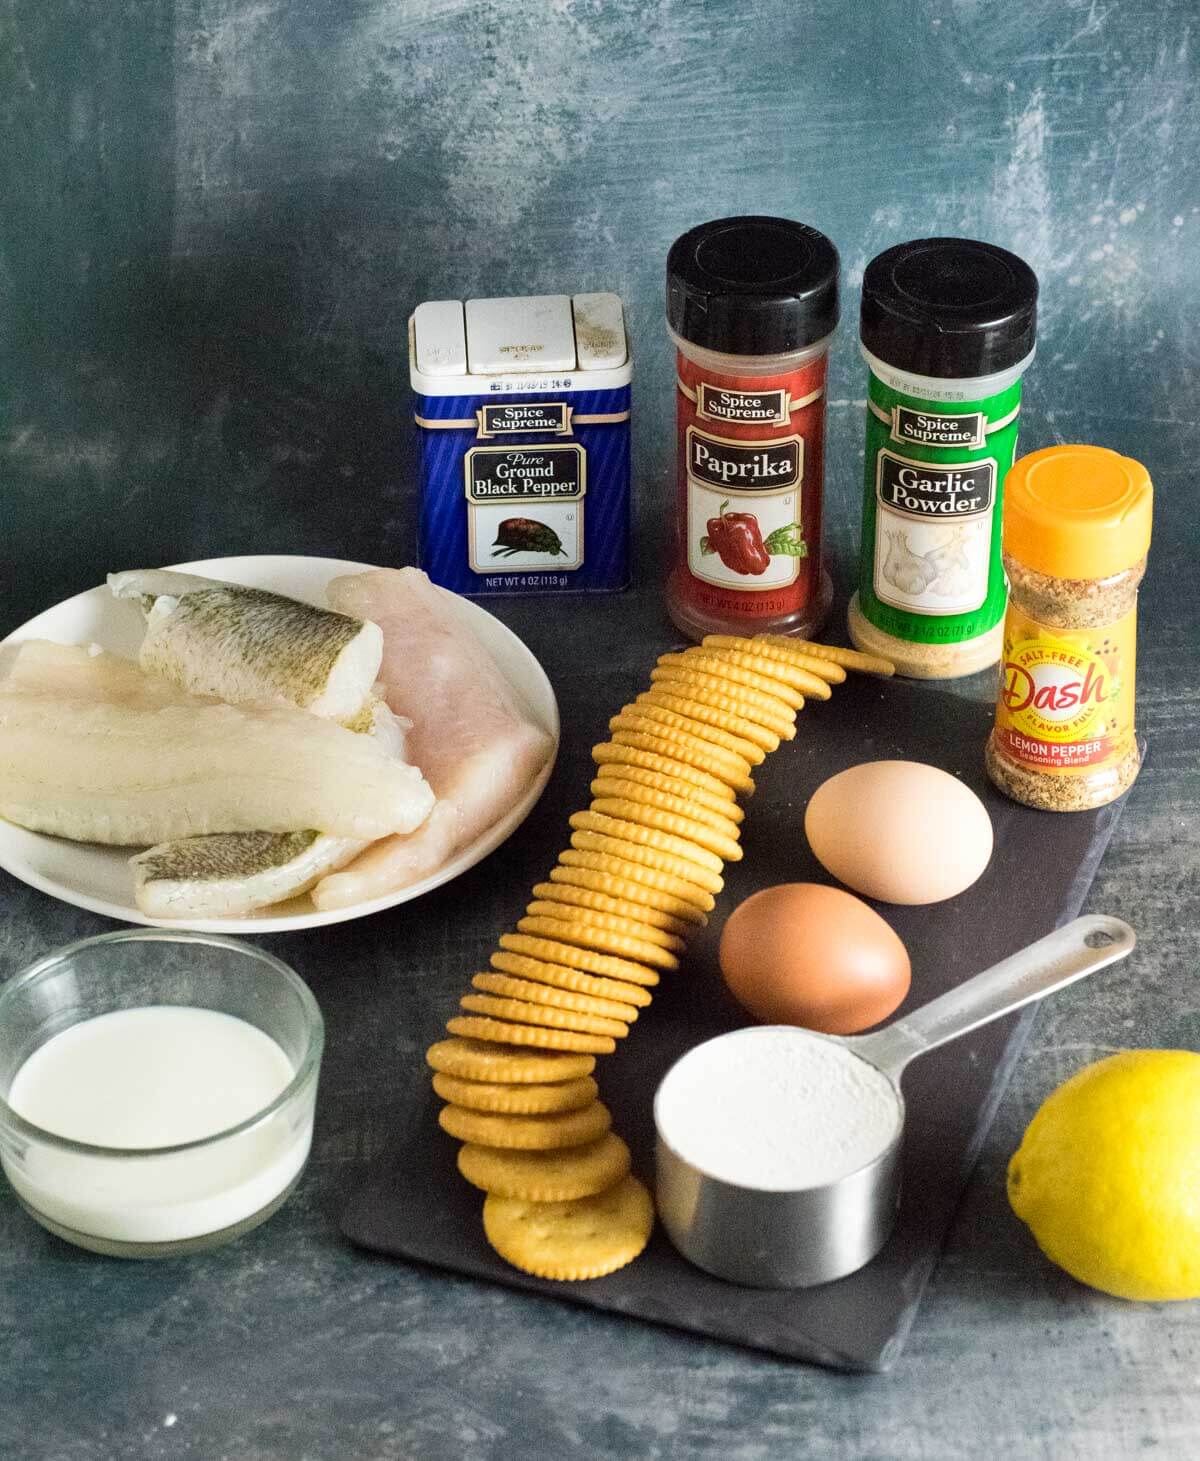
666,217,839,641
986,444,1152,811
848,238,1038,678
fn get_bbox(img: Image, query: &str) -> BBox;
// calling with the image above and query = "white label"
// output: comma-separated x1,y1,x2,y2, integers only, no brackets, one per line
891,406,987,450
697,383,789,427
464,443,585,573
683,425,806,592
872,510,991,614
687,479,804,591
469,499,583,573
872,449,994,614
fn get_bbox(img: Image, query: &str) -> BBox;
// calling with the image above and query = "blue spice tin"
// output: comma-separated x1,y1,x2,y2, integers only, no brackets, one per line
410,293,632,595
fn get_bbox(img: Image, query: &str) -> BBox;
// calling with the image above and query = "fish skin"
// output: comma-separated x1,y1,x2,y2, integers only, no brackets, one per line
0,691,435,845
108,569,383,722
312,568,553,909
132,829,365,918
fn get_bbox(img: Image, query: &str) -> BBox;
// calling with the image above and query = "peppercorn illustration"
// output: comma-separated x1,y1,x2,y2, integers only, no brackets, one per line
701,501,771,575
492,518,566,558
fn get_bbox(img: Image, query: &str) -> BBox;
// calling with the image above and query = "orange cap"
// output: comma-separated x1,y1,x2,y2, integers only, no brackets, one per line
1003,444,1153,580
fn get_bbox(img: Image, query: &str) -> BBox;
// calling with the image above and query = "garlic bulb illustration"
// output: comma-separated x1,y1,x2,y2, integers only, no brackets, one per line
881,530,937,596
882,523,981,600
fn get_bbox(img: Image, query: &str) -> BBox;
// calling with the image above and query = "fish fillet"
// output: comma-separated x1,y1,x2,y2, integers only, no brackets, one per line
0,671,435,845
312,568,553,909
103,571,397,909
2,638,197,709
132,830,365,918
108,569,383,722
128,698,409,917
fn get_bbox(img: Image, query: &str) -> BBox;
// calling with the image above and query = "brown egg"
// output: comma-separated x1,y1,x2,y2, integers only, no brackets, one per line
718,882,911,1035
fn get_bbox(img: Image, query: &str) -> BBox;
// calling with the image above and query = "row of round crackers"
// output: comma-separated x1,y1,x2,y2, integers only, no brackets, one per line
425,634,892,1282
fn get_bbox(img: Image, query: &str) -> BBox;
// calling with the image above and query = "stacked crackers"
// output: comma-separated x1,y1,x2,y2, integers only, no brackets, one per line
426,633,893,1282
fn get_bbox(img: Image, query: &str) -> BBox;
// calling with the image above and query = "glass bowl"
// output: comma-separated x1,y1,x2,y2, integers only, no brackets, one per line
0,929,323,1258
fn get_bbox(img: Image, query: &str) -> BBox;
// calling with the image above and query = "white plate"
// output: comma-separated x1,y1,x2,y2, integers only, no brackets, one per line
0,556,559,932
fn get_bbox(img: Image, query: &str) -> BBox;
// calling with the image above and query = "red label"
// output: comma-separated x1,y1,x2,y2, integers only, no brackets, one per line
996,728,1115,769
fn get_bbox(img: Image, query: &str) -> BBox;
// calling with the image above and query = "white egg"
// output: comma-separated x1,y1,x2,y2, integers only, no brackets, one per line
804,760,993,905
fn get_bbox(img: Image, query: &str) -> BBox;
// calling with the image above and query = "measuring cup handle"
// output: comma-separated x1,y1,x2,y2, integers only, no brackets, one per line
855,914,1136,1079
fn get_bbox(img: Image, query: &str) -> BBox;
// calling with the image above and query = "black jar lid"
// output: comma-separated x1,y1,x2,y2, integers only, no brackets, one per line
667,216,840,356
860,237,1038,379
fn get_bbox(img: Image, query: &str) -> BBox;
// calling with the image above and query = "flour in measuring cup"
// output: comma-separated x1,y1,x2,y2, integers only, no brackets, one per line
655,1027,901,1191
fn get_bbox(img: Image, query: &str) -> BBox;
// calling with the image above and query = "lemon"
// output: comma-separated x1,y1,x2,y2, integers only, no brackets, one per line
1008,1049,1200,1301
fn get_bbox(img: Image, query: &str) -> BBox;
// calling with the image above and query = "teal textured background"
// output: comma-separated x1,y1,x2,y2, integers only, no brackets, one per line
3,1,1197,621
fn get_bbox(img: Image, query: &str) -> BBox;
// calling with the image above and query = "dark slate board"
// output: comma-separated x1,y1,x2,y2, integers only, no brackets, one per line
341,675,1128,1372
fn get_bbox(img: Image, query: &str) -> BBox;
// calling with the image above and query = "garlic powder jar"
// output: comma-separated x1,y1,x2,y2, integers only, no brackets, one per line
848,239,1038,678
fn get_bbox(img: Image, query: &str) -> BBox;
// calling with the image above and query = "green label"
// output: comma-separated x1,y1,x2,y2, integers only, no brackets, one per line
856,373,1023,646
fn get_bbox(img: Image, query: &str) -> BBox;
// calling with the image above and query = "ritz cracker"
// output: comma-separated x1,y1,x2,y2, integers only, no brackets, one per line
665,217,840,642
409,293,631,596
424,628,894,1280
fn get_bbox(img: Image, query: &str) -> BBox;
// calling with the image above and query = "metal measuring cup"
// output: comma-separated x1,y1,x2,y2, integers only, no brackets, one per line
654,914,1135,1288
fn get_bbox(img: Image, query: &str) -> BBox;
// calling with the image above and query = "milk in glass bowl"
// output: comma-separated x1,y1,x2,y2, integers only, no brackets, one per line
0,929,323,1257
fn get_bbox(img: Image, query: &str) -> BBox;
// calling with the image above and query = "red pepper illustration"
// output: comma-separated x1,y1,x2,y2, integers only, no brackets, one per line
702,500,771,576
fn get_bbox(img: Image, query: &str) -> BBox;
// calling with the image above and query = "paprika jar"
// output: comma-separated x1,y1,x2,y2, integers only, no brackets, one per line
985,444,1153,812
665,217,839,641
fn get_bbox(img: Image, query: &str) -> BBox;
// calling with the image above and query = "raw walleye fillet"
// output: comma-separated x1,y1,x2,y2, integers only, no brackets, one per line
1,638,196,709
103,571,400,910
0,645,434,845
108,568,384,722
130,698,409,917
312,568,554,910
132,830,365,918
